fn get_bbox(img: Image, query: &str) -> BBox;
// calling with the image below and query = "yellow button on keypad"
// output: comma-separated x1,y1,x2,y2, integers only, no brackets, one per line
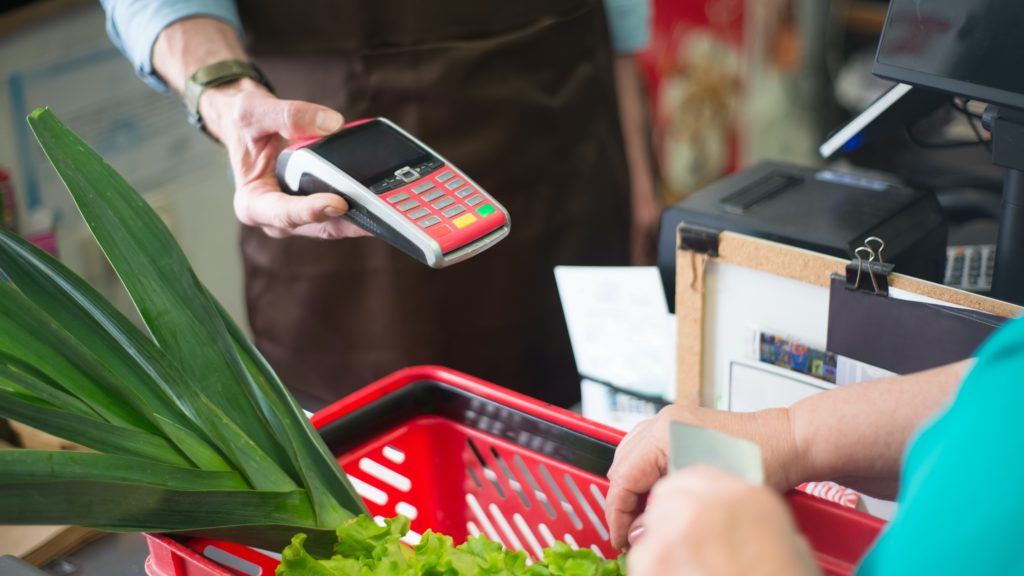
453,213,478,229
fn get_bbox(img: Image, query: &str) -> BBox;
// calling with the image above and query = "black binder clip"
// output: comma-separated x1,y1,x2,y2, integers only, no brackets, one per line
678,224,720,257
845,236,895,296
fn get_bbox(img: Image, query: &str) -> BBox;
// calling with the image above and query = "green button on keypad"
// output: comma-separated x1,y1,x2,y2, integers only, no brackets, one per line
477,203,496,217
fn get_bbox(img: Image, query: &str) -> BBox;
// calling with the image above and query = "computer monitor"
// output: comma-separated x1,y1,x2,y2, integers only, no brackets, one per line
873,0,1024,110
872,0,1024,305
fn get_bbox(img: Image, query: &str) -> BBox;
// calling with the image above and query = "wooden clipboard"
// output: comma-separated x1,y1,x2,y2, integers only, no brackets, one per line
674,226,1021,406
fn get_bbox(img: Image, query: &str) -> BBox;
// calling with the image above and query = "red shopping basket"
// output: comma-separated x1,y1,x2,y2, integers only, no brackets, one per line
144,366,884,576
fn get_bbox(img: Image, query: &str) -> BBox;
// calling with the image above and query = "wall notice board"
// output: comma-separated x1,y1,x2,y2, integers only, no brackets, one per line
673,227,1021,409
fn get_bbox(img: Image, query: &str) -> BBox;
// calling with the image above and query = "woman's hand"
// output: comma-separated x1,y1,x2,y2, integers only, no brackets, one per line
605,404,800,549
627,466,820,576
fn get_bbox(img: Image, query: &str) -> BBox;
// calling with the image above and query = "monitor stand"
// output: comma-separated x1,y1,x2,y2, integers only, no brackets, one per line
984,105,1024,305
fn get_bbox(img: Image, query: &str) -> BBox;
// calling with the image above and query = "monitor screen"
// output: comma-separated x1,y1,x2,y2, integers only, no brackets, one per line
874,0,1024,110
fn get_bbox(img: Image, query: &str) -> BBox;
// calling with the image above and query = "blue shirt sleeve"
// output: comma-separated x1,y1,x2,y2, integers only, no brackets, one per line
100,0,242,92
603,0,651,54
102,0,647,92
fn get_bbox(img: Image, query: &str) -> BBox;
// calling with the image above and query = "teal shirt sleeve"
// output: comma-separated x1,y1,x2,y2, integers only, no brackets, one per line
856,315,1024,575
99,0,242,92
603,0,651,54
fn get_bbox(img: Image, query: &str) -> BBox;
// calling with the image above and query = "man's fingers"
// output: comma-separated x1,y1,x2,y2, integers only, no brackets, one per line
260,219,369,240
302,192,351,219
241,188,374,239
290,216,372,239
220,92,357,239
237,188,348,230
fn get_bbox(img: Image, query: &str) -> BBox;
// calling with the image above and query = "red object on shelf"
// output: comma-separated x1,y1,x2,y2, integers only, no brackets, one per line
0,168,18,231
144,366,884,576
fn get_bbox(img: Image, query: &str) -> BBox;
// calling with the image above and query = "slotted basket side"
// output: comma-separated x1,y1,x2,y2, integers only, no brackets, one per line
145,366,885,576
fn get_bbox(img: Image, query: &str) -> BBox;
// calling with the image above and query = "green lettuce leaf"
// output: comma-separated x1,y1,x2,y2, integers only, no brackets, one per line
276,515,625,576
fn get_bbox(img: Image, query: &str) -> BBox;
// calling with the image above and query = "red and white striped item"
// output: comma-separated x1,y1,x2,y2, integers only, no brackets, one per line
799,481,862,509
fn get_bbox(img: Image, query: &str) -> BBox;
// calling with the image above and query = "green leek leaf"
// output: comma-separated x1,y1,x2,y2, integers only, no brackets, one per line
0,226,194,424
0,385,191,466
0,481,315,531
0,280,153,431
27,108,298,485
0,353,100,419
0,226,230,470
152,414,233,472
217,297,368,524
0,450,246,490
186,393,302,491
0,107,367,551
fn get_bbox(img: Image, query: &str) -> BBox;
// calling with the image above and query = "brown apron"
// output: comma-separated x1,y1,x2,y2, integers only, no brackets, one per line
237,0,631,408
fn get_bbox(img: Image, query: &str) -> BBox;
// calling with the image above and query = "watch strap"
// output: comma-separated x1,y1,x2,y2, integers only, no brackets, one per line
184,59,274,137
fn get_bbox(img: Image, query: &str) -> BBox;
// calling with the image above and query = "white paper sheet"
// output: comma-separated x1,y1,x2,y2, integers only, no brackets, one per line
554,266,676,400
579,379,660,432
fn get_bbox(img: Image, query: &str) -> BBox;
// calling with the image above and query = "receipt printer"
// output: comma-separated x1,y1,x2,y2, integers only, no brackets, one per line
657,162,947,311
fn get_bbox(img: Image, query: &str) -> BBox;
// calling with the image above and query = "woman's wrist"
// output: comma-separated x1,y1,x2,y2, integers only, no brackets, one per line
700,407,803,491
658,404,803,491
753,407,804,491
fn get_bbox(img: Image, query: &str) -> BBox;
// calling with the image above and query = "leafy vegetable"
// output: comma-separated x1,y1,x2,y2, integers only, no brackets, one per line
278,515,627,576
0,109,617,572
0,108,366,550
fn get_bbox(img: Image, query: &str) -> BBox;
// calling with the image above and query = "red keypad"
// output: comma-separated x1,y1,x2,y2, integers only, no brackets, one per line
380,165,506,254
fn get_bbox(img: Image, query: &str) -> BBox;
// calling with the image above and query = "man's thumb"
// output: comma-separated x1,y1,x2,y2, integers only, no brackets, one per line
277,100,343,139
314,109,344,134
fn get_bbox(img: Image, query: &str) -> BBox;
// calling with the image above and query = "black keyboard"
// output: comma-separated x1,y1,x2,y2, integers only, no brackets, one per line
945,244,995,292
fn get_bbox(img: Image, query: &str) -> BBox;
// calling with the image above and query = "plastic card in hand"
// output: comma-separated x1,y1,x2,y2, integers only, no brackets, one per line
668,421,764,486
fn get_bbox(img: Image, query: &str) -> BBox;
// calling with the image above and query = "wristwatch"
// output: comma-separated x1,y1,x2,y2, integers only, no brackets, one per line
184,59,274,137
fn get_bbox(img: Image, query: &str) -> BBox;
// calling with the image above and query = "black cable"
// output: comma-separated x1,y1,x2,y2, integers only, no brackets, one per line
905,98,993,150
952,97,984,120
956,98,993,153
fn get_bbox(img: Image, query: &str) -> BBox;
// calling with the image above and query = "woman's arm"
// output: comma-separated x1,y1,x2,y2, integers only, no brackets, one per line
605,359,971,548
791,359,970,498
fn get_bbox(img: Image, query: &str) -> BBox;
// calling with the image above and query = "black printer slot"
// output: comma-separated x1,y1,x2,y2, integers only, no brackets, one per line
720,173,802,214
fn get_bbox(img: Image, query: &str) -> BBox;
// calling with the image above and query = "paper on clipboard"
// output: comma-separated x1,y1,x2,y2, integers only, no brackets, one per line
827,276,1008,374
554,266,675,400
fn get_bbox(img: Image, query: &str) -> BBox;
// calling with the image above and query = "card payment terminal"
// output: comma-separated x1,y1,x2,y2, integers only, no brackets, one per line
277,118,510,268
